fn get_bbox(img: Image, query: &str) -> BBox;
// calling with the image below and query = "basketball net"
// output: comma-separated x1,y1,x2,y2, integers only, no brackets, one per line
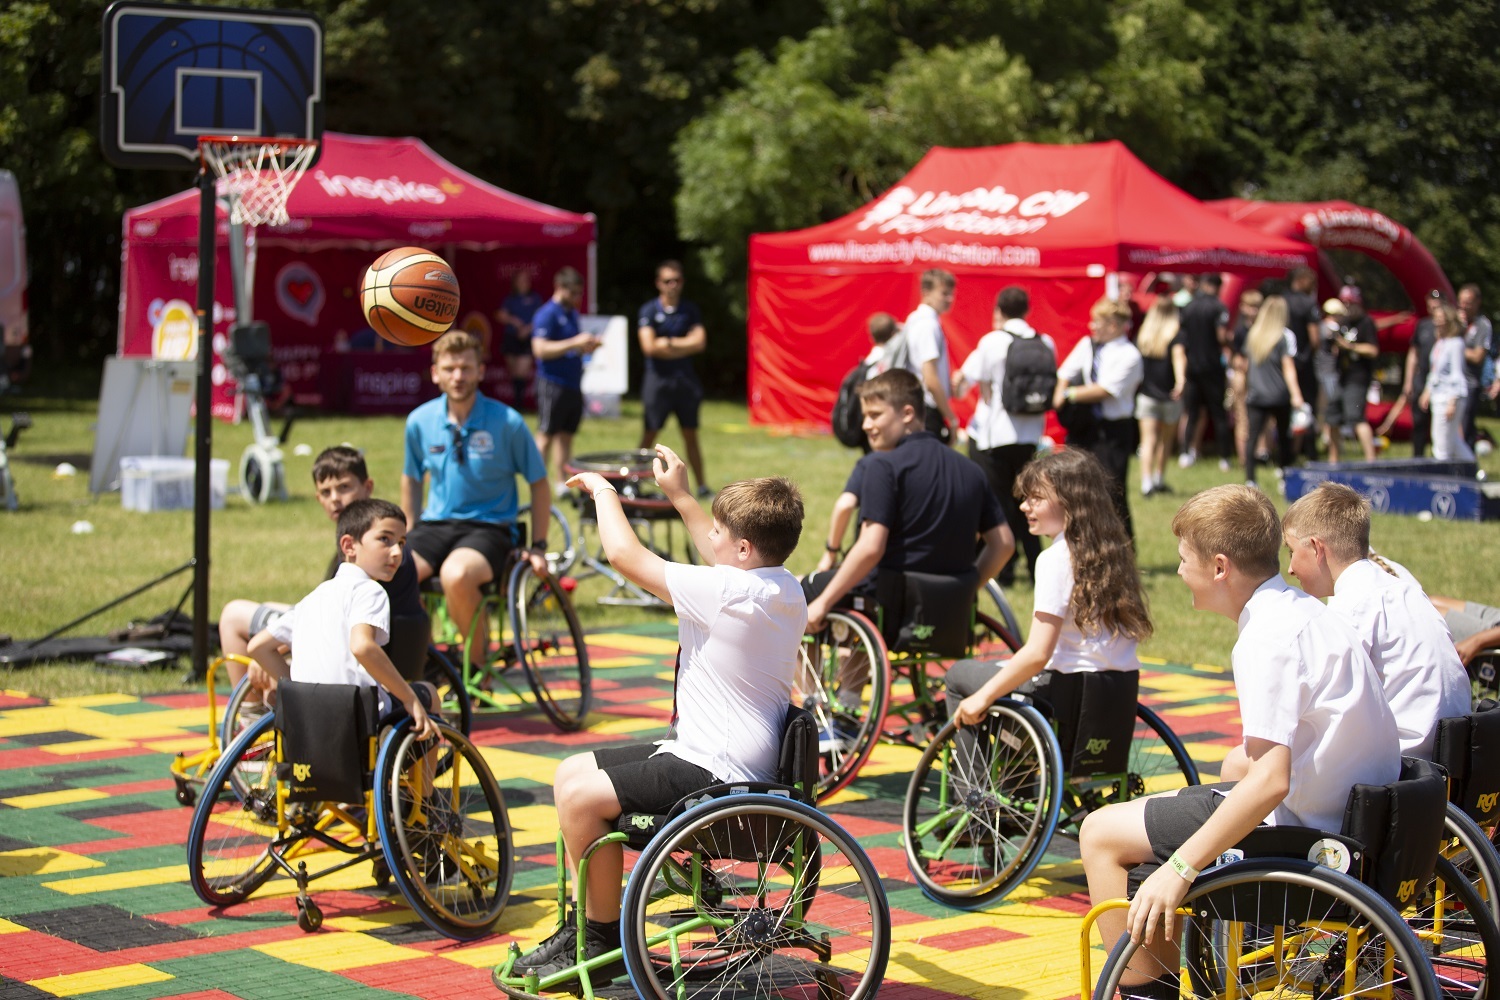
199,136,318,228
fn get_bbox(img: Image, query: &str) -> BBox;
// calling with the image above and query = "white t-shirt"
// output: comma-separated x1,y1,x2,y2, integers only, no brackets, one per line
960,319,1056,449
657,562,808,783
902,303,951,411
1329,559,1469,759
268,563,391,687
1234,576,1400,833
1058,336,1144,421
1032,535,1140,674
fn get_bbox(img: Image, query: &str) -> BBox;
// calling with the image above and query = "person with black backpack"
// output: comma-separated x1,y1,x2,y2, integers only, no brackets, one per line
831,313,905,452
952,286,1056,585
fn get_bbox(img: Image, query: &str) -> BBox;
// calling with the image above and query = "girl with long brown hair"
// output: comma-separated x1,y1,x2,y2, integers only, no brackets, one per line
947,447,1152,731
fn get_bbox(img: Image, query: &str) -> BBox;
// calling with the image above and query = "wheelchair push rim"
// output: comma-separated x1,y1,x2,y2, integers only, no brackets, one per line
508,557,592,731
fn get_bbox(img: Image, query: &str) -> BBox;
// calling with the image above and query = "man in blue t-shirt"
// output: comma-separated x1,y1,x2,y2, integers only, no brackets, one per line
532,267,601,492
401,330,551,652
498,271,544,410
637,260,711,497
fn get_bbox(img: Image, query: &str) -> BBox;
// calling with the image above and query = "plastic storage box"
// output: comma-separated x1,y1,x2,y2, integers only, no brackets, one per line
120,456,228,512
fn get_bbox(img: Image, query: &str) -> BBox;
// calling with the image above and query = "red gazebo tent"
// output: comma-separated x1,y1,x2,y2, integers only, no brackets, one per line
747,141,1313,428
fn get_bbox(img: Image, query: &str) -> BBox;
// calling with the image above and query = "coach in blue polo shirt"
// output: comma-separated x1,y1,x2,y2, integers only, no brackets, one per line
804,368,1014,632
531,267,601,492
401,329,551,655
637,259,711,497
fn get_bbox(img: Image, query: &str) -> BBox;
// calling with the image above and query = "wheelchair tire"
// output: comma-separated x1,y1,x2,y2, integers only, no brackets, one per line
517,502,579,578
1415,853,1499,1000
186,713,281,906
507,559,591,731
374,717,514,941
1096,859,1442,1000
620,792,889,1000
802,609,890,801
422,645,473,738
981,578,1026,646
902,703,1064,908
1119,703,1200,802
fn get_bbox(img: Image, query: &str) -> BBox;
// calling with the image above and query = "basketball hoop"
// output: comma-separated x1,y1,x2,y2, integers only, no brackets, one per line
199,135,318,228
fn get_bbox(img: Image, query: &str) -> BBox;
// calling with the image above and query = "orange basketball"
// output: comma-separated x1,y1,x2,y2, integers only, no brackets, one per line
359,247,461,347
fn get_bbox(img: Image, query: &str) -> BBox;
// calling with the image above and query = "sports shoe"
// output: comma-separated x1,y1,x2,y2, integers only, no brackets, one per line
528,919,624,985
1178,451,1197,469
1218,458,1232,472
513,910,578,975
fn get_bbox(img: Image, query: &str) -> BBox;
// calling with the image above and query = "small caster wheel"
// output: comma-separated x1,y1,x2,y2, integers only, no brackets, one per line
174,780,196,807
296,897,323,932
372,857,391,888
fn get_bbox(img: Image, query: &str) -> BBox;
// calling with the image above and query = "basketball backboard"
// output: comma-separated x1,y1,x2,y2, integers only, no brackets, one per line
101,1,323,171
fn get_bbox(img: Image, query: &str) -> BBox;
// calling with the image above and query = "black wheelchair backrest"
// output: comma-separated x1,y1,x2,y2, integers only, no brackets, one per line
875,568,980,658
1342,755,1448,909
275,680,380,804
778,705,818,803
1043,670,1140,777
1434,710,1500,824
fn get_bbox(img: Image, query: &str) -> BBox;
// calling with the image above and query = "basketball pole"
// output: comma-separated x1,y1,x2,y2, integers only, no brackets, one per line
191,167,214,679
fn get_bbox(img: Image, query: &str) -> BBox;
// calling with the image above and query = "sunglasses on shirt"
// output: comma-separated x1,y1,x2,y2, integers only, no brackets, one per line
450,426,466,466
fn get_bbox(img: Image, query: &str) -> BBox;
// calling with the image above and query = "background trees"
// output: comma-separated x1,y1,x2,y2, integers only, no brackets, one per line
2,0,1494,393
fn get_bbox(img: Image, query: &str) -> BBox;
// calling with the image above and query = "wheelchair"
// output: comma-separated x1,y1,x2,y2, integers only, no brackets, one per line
173,617,473,806
492,707,891,1000
903,667,1199,907
422,527,591,731
185,678,513,940
1468,649,1500,709
1081,756,1498,1000
798,567,1037,800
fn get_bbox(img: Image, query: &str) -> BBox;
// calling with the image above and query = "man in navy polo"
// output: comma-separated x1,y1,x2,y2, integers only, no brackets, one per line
531,266,601,492
804,368,1013,632
401,330,551,654
638,260,711,497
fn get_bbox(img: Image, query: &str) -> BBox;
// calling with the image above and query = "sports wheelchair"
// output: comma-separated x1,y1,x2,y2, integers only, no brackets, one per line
421,520,591,731
172,617,473,806
185,678,513,940
903,667,1199,907
493,707,891,999
1081,756,1499,1000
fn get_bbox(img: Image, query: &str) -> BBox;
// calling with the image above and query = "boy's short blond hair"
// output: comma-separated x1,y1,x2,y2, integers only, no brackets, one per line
431,329,483,363
858,368,925,419
711,477,805,566
1172,484,1282,578
1282,482,1371,564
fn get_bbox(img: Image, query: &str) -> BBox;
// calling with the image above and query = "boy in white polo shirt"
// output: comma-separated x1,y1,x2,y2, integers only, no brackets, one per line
246,497,437,740
1079,484,1399,1000
514,444,807,983
1282,481,1469,759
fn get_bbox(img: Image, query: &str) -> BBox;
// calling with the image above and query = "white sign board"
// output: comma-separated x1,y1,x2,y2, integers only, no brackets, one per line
90,355,196,494
579,315,629,396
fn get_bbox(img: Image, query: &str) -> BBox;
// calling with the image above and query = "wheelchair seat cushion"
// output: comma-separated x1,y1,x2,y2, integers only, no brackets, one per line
1434,710,1500,824
876,568,980,658
275,680,380,803
1034,669,1139,777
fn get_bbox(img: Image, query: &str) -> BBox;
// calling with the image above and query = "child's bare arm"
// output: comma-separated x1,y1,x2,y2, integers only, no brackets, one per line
567,472,672,603
654,445,714,561
351,624,437,739
247,630,292,685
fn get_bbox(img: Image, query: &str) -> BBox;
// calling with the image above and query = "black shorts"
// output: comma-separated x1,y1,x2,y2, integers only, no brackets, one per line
407,520,515,580
537,379,584,434
642,371,702,431
1323,380,1370,427
500,331,532,358
1144,781,1236,862
593,742,718,816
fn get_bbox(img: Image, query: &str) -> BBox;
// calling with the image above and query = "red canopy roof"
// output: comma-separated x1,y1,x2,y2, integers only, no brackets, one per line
751,141,1310,277
124,131,594,247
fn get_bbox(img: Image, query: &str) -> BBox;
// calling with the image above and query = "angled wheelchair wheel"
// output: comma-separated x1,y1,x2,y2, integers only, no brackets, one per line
903,703,1064,907
1404,805,1500,1000
800,609,889,801
507,559,591,731
1079,703,1200,820
517,502,578,578
186,712,281,906
981,578,1026,646
422,645,473,737
620,793,890,1000
1097,860,1442,1000
374,718,514,941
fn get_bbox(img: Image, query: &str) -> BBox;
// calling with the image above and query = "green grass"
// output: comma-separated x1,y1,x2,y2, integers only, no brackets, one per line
3,390,1497,699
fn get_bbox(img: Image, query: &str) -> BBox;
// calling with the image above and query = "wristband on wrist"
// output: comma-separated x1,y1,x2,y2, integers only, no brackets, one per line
593,485,618,496
1166,851,1199,883
825,542,841,553
530,540,547,551
1064,387,1076,404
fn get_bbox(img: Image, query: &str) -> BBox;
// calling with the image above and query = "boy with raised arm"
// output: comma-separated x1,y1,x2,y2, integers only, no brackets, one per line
513,445,806,983
1079,485,1397,1000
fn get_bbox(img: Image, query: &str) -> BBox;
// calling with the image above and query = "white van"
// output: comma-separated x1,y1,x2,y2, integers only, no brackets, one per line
0,170,29,388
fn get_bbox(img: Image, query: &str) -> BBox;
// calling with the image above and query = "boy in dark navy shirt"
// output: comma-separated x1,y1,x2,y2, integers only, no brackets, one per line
531,267,600,491
637,260,710,496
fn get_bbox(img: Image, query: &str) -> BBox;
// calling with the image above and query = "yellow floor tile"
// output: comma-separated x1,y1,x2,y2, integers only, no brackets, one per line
0,917,25,933
253,931,428,971
3,788,108,810
30,964,174,997
475,747,560,784
584,633,679,655
39,739,140,756
584,656,654,669
44,865,184,895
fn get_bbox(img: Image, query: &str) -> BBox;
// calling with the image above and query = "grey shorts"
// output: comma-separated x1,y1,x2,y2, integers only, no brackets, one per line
1446,602,1500,643
1144,782,1237,861
248,602,290,637
1135,394,1183,424
1323,380,1369,427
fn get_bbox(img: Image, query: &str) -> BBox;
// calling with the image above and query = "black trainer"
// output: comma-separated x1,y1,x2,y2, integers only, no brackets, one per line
513,909,578,975
530,918,624,986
